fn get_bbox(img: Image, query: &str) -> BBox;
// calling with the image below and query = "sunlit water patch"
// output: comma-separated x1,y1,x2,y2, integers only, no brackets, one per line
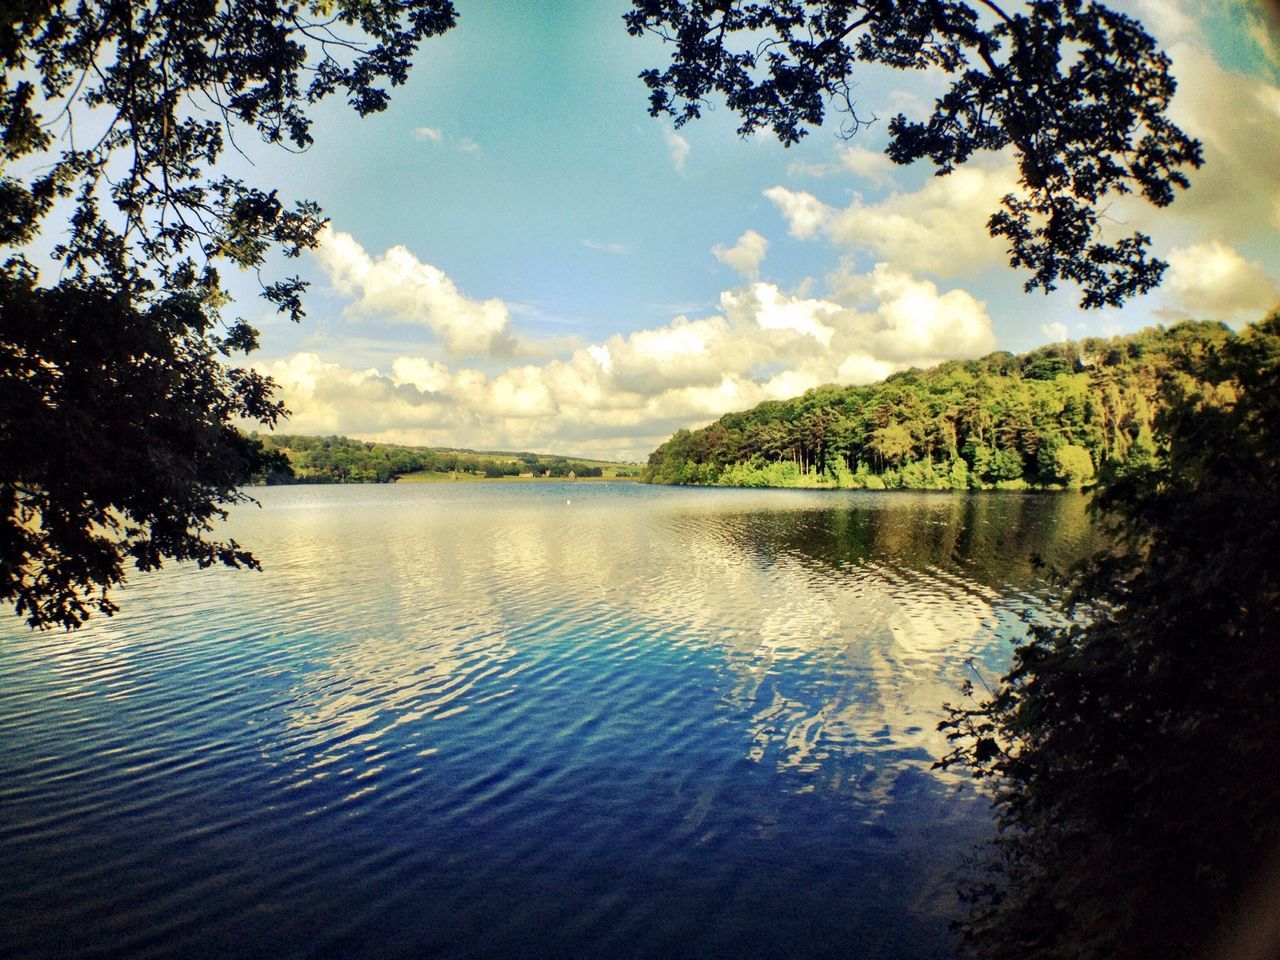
0,484,1096,959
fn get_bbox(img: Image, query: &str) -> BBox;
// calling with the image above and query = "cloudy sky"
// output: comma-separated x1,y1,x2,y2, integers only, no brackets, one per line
240,0,1279,461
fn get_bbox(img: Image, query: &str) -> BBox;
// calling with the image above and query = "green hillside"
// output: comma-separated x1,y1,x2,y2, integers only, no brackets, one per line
252,434,639,484
642,321,1241,490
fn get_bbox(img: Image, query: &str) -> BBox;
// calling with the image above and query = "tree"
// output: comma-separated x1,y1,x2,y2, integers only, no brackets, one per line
868,422,915,470
1,1,458,628
938,312,1280,960
625,0,1202,308
985,446,1024,481
1051,441,1094,487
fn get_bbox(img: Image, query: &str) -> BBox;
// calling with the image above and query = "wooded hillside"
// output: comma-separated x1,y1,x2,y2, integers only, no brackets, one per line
253,435,631,484
643,321,1237,490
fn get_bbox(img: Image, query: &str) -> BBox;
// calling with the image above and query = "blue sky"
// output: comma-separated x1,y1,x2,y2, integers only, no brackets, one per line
239,0,1280,460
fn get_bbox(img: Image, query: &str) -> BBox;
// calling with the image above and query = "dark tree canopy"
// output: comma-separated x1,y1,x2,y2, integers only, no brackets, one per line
1,0,457,628
938,312,1280,960
626,0,1203,308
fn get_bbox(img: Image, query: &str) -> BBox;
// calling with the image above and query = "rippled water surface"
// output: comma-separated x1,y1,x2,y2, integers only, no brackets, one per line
0,484,1096,959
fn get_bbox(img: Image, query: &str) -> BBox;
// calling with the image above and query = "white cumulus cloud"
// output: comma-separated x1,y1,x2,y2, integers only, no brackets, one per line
786,146,897,183
826,162,1015,276
720,282,838,347
413,126,481,154
665,129,690,173
766,161,1016,277
1163,44,1280,241
826,263,998,365
1163,241,1280,323
712,230,769,279
1042,322,1070,343
763,186,833,239
312,229,521,358
839,146,897,185
265,266,996,460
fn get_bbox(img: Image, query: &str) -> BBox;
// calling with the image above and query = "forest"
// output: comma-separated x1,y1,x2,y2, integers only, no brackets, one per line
642,321,1239,490
252,434,627,484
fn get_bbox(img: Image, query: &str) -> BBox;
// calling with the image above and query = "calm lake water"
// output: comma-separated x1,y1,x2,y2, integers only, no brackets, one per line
0,483,1096,960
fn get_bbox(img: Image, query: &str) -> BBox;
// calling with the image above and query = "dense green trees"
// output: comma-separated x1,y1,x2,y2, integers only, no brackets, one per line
255,435,611,483
258,435,432,483
627,0,1202,308
1,264,282,629
937,312,1280,960
1,1,457,628
643,322,1233,489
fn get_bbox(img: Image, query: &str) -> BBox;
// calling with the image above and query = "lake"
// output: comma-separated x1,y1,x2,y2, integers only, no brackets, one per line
0,483,1096,960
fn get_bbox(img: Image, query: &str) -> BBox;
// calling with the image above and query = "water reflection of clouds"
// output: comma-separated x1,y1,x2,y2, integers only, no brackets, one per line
231,489,1086,804
252,503,528,803
635,495,1090,793
621,535,1006,789
600,500,1079,795
463,502,1015,793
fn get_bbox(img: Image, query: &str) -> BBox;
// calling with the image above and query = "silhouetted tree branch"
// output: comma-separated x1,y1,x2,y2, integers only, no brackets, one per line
626,0,1202,308
1,1,457,628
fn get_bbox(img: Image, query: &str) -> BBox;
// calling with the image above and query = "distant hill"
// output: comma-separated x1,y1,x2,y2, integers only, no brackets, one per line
251,434,639,484
642,321,1238,490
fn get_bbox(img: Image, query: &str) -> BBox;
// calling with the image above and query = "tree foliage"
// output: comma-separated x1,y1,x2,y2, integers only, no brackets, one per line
256,435,612,483
937,312,1280,960
625,0,1202,308
642,321,1234,490
1,1,457,628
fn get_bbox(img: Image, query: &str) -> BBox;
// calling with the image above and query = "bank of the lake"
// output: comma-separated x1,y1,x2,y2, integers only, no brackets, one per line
0,484,1098,960
395,471,641,483
253,433,641,484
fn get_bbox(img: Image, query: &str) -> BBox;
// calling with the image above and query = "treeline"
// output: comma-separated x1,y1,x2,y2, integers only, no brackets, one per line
252,434,618,483
938,311,1280,960
643,321,1238,490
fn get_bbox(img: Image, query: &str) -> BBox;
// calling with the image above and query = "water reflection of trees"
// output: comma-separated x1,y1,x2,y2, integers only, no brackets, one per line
701,493,1098,586
652,492,1098,795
